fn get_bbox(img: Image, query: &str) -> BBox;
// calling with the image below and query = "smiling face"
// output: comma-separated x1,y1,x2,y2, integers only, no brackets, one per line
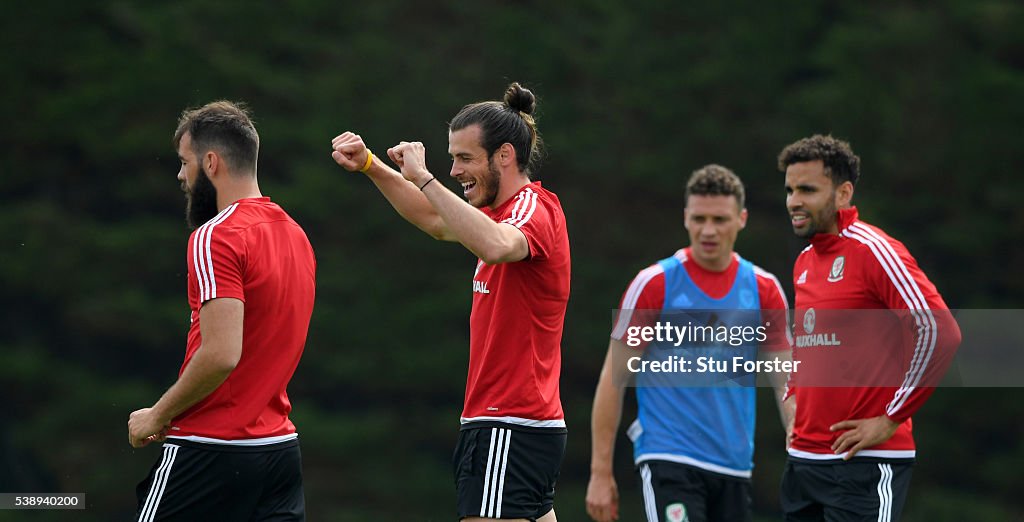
785,159,850,238
684,194,747,271
448,125,501,208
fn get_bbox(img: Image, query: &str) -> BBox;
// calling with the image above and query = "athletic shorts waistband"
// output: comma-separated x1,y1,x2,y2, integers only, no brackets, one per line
636,458,752,482
460,421,568,434
164,438,299,453
786,454,915,465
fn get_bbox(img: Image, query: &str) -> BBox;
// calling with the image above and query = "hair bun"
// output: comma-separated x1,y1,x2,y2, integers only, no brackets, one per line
504,82,536,116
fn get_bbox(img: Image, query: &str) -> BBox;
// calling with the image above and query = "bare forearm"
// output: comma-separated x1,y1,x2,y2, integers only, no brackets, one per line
762,349,793,430
421,180,526,263
151,346,235,423
364,162,453,240
590,374,625,474
774,385,791,429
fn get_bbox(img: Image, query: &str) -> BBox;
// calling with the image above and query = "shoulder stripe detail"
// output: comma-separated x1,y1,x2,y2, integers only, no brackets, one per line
843,223,937,416
673,248,688,263
503,190,526,224
753,265,793,347
612,264,665,339
502,188,538,228
193,203,239,303
192,228,206,302
849,223,937,416
753,265,790,310
514,190,538,227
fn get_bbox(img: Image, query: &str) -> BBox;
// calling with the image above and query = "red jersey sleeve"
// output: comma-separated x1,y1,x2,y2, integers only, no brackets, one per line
862,231,961,423
754,267,793,353
188,222,246,306
609,265,666,350
501,187,553,261
754,265,795,400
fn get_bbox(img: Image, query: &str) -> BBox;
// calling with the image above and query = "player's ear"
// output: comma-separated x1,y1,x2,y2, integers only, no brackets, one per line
203,151,221,178
498,143,516,167
836,181,854,207
739,208,748,229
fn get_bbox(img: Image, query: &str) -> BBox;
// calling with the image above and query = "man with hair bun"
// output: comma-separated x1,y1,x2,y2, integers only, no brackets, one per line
587,165,793,522
331,82,569,522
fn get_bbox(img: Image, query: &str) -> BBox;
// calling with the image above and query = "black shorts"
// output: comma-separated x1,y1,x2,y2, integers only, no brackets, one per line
637,460,752,522
781,459,913,522
135,439,305,522
453,425,566,521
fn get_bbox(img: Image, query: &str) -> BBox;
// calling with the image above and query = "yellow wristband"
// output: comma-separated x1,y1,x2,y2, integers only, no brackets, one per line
359,150,374,173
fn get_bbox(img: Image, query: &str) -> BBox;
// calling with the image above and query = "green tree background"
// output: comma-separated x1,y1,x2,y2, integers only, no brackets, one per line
1,1,1021,520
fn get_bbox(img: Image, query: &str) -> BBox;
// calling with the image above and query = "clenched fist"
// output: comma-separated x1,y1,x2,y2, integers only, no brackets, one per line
330,132,372,173
387,141,433,187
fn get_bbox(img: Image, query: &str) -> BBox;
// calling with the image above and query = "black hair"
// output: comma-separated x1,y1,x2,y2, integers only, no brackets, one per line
173,100,259,176
449,82,543,176
777,134,860,186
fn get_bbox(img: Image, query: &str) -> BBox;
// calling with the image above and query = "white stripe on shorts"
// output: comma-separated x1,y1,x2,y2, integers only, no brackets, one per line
138,443,180,522
640,463,659,522
876,463,893,522
495,429,512,517
479,428,512,518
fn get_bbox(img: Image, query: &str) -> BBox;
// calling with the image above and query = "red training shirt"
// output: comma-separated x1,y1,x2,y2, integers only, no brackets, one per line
462,182,571,429
787,207,960,460
169,197,316,442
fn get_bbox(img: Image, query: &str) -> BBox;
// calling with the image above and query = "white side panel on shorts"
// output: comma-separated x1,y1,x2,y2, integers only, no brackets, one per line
138,444,179,522
640,463,659,522
480,428,512,518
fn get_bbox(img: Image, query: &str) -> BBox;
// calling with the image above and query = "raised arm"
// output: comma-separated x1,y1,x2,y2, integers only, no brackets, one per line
387,141,529,264
331,132,455,241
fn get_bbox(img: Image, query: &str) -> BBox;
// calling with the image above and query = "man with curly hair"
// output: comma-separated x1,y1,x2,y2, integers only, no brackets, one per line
778,135,960,521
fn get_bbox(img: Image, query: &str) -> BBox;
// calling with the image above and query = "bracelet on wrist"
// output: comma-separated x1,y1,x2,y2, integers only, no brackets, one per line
418,177,436,191
359,150,374,173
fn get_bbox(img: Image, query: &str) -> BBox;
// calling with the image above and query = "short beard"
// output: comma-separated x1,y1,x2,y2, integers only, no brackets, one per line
474,157,502,208
795,191,838,238
185,167,219,230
